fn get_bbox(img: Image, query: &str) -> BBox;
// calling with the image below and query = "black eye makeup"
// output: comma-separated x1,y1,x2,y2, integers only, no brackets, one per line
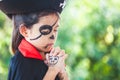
30,18,58,40
40,25,52,35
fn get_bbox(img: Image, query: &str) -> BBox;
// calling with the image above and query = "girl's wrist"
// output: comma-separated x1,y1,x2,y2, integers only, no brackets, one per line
43,67,60,80
48,66,60,75
58,70,69,80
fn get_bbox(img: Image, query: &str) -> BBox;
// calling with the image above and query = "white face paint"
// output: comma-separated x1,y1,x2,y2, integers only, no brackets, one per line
25,14,60,53
30,19,58,40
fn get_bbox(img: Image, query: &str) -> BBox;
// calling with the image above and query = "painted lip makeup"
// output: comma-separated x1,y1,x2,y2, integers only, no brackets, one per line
44,43,54,49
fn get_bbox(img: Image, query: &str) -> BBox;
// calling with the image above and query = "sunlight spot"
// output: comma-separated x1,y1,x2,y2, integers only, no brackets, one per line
105,33,114,44
107,25,114,33
0,65,4,74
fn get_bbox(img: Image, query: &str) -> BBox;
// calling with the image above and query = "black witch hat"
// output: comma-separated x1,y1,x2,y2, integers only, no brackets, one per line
0,0,66,18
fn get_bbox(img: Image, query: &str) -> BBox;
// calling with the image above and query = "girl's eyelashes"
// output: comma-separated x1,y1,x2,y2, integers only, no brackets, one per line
54,29,58,32
54,26,59,32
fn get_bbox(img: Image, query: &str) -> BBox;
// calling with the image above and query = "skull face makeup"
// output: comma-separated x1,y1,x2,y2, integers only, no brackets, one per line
30,18,58,40
48,56,59,66
23,14,59,53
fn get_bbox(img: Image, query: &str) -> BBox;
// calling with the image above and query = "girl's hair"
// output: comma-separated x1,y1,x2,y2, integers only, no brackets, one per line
12,10,59,54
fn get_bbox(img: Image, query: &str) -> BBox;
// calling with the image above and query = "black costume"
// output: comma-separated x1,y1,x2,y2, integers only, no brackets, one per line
0,0,67,79
8,39,60,80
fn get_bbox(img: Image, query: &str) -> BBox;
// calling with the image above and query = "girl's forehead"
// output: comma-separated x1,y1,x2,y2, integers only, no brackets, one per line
38,14,59,25
31,15,59,30
39,14,59,20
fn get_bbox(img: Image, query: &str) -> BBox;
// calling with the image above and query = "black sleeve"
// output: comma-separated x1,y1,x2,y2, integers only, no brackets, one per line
8,59,36,80
8,51,60,80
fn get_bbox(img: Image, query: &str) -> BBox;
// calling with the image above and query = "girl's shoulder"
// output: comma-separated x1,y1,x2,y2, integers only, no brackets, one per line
8,50,48,80
10,50,47,68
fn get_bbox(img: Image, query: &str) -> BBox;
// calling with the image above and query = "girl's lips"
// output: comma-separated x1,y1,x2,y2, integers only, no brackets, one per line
47,43,54,46
44,43,54,49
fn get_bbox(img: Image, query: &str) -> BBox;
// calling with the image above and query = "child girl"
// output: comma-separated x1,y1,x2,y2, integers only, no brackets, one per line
0,0,68,80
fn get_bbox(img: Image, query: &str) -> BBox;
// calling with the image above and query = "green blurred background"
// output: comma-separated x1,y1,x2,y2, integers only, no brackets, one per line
0,0,120,80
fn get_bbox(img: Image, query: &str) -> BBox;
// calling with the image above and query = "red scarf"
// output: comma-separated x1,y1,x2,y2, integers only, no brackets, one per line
18,39,43,60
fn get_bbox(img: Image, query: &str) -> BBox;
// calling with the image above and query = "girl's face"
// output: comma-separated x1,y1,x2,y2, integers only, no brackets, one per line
25,14,60,53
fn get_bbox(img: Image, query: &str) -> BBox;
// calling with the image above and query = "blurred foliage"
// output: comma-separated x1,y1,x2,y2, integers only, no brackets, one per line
0,11,12,80
0,0,120,80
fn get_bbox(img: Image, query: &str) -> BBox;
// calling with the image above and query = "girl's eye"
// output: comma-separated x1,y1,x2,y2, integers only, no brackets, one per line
54,27,59,32
54,29,58,32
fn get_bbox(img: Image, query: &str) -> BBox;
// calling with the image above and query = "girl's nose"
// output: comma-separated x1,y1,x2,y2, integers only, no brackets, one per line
49,35,55,39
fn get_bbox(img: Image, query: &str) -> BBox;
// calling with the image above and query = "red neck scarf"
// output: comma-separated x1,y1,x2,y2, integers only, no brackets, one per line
18,39,43,60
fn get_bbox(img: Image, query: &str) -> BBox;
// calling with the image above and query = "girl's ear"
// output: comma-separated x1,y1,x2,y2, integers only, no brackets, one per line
19,24,28,37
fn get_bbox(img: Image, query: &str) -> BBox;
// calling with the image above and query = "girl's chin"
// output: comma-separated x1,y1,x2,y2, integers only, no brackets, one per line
38,45,54,53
